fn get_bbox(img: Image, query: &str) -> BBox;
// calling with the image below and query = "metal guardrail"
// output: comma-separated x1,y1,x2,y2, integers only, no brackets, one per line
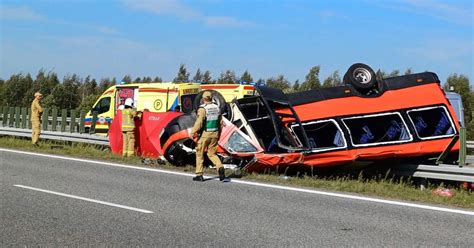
392,162,474,183
0,106,101,134
0,105,106,145
467,141,474,149
0,127,108,145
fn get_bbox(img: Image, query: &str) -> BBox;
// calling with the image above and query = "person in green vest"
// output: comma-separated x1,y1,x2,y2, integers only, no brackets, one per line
31,92,44,146
122,98,142,157
189,91,225,182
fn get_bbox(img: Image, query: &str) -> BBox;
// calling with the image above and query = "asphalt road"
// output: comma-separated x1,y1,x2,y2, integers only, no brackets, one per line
1,149,473,247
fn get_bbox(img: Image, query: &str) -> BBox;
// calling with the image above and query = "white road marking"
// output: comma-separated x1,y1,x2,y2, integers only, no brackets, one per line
14,184,154,214
2,148,474,216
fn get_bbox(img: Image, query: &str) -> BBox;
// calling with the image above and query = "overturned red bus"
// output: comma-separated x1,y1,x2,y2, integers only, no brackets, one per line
111,64,461,172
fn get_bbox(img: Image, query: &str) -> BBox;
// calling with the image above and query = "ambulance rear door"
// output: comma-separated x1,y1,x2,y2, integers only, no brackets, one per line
116,86,139,110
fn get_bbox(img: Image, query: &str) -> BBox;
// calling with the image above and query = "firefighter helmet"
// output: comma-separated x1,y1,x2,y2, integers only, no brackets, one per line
124,98,134,107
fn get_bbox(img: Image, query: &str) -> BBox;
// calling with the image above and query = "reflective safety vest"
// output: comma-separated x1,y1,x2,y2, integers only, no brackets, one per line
201,103,220,132
121,108,135,132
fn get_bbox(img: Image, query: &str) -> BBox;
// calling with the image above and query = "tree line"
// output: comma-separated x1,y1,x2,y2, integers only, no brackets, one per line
0,64,472,136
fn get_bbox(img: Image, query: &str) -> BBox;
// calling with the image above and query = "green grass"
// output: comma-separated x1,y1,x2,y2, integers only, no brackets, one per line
244,174,473,209
1,136,472,209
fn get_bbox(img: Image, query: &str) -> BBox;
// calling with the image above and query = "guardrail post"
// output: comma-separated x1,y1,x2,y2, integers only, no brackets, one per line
27,108,31,129
14,107,21,128
436,134,459,165
8,107,14,127
2,107,8,127
90,111,98,134
459,127,466,167
42,107,49,131
61,109,67,132
21,107,27,128
51,108,58,131
70,110,76,133
79,110,85,134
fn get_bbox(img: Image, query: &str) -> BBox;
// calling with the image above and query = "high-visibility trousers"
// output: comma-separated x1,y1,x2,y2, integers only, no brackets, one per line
122,131,135,157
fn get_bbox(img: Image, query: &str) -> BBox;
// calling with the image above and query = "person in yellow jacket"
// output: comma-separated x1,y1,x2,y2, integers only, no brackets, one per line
121,98,142,157
189,91,226,182
31,92,44,146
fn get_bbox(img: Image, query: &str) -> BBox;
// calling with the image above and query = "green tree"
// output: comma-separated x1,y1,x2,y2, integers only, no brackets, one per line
193,68,203,82
60,74,82,109
217,70,237,84
292,79,300,92
43,84,68,109
122,75,132,84
25,70,44,104
173,64,190,83
99,78,113,92
389,70,400,77
80,76,98,99
202,70,212,84
133,77,142,83
376,69,387,80
444,74,472,122
153,76,162,83
45,71,60,95
30,70,60,100
0,79,5,106
142,77,153,83
31,70,46,93
266,75,290,91
77,94,100,113
4,73,33,107
300,66,321,91
322,70,341,87
467,91,474,139
404,68,413,75
240,70,253,84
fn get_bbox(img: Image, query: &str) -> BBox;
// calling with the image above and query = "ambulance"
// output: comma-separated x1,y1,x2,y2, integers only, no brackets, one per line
85,83,200,134
200,84,256,102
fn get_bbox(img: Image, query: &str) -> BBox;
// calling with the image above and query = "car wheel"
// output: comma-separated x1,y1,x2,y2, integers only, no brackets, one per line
343,63,377,91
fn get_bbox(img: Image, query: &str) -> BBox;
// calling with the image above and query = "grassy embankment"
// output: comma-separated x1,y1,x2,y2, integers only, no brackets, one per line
1,136,472,209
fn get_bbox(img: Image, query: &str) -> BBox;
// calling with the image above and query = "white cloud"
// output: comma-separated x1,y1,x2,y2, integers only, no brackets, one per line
1,4,119,35
1,34,175,80
123,0,200,20
122,0,254,28
402,37,472,61
95,26,120,35
317,10,349,22
0,5,44,21
370,0,472,26
205,16,253,27
399,37,473,81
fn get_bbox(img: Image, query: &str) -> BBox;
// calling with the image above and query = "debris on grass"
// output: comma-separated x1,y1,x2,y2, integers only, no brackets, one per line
432,188,456,198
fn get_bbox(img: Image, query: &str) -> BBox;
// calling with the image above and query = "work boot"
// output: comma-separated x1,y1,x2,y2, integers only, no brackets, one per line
192,175,204,182
218,167,225,181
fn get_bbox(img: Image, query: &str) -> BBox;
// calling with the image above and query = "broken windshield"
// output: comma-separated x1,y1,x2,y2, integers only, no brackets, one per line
223,131,258,153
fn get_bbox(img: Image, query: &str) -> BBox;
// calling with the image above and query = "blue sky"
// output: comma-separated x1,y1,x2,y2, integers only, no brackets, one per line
1,0,472,85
